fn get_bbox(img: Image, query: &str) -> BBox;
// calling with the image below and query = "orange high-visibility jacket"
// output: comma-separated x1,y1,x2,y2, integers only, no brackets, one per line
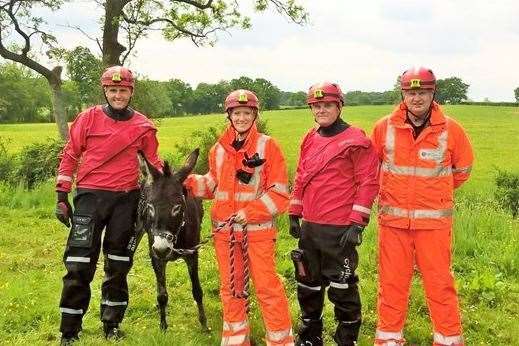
371,102,474,230
185,124,289,237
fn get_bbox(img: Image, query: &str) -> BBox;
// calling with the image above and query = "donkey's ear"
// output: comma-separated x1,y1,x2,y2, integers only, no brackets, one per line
176,148,199,183
138,151,162,184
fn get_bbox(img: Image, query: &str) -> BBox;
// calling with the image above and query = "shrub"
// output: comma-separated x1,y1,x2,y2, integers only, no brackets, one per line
495,169,519,218
174,118,270,174
15,138,65,189
0,137,16,182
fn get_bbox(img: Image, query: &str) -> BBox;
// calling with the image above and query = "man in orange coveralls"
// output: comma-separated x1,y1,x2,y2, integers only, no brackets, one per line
184,89,294,346
371,67,474,346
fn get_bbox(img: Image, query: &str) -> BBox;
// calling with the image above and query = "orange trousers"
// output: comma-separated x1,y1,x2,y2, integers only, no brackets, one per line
214,230,293,346
376,225,463,345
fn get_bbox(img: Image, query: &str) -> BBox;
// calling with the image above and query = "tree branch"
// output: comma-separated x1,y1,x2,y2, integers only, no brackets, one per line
175,0,213,10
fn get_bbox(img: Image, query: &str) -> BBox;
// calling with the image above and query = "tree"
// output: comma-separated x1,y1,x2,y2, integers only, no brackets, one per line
132,78,172,117
0,62,51,123
514,87,519,102
0,0,69,138
102,0,308,66
1,0,307,138
65,46,104,107
165,78,193,116
435,77,469,104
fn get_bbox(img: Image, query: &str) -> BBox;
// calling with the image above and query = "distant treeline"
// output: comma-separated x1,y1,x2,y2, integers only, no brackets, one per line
1,55,484,123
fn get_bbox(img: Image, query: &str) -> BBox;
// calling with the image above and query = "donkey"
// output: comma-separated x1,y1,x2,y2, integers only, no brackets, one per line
135,149,208,331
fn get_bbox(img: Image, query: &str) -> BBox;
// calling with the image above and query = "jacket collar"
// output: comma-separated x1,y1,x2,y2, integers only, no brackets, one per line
218,123,260,153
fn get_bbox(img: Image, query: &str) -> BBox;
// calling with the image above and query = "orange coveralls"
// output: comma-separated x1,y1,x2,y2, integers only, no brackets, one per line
371,102,473,346
185,124,293,346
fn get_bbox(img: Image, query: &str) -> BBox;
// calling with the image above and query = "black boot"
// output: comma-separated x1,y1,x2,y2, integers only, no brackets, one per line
103,322,124,340
333,320,361,346
60,332,79,346
295,318,324,346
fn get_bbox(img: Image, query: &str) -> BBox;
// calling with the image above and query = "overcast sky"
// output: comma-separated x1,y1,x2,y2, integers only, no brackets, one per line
29,0,519,101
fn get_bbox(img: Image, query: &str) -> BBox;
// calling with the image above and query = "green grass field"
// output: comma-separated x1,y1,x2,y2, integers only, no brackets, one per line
0,105,518,345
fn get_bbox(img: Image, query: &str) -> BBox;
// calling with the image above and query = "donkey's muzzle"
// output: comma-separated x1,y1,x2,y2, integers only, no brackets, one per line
152,236,173,259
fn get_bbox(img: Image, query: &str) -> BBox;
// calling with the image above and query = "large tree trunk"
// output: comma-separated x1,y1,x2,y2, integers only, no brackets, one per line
102,0,131,66
46,66,69,140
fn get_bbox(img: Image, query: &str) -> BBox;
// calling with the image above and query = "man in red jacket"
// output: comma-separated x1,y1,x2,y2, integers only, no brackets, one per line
55,66,162,345
289,82,380,346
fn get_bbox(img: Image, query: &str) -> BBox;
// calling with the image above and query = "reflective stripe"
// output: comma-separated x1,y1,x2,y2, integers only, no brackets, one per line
384,124,451,177
196,175,206,196
213,220,273,231
206,173,217,191
223,320,249,332
215,144,225,181
101,300,128,306
375,329,404,340
57,174,73,182
107,254,130,262
297,282,321,291
380,206,452,219
452,165,472,174
290,199,302,206
272,182,288,194
256,134,269,158
382,161,452,177
60,307,83,315
222,334,248,346
260,194,278,215
329,281,349,289
234,192,257,202
433,332,463,345
352,204,371,214
66,256,90,263
215,191,229,201
267,328,293,342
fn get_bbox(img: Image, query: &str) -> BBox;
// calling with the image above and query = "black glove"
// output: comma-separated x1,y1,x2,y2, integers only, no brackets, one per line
339,224,364,247
55,191,72,227
242,153,266,168
289,215,302,239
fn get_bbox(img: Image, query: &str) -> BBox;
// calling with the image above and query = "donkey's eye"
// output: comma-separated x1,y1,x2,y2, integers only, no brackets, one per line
171,204,182,217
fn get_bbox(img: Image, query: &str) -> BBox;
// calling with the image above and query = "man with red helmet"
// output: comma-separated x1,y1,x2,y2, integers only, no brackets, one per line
289,82,380,346
55,66,162,344
371,67,473,346
184,89,294,345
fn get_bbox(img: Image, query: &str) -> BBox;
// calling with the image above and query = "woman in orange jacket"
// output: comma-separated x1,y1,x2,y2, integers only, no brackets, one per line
371,67,473,346
185,89,294,346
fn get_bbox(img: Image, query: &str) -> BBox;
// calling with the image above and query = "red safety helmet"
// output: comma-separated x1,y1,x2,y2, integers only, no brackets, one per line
100,66,135,89
401,67,436,90
307,82,344,106
224,89,259,112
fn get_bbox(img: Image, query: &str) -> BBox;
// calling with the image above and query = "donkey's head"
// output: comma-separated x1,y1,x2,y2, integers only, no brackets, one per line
139,149,199,259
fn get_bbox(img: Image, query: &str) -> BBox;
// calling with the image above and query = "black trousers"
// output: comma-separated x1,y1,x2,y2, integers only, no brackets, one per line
59,188,140,335
295,221,362,346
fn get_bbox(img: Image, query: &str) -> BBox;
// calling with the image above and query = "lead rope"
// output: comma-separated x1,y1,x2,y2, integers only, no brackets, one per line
227,218,251,315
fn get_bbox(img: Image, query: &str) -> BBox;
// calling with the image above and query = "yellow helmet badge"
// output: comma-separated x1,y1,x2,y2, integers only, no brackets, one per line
111,72,122,82
314,89,324,98
410,79,421,89
238,93,248,103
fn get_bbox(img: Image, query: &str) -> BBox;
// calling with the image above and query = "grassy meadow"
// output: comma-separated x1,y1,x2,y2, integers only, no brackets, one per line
0,105,518,345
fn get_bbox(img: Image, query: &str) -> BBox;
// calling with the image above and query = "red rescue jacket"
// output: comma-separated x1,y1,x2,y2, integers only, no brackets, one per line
289,125,380,226
56,105,162,193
